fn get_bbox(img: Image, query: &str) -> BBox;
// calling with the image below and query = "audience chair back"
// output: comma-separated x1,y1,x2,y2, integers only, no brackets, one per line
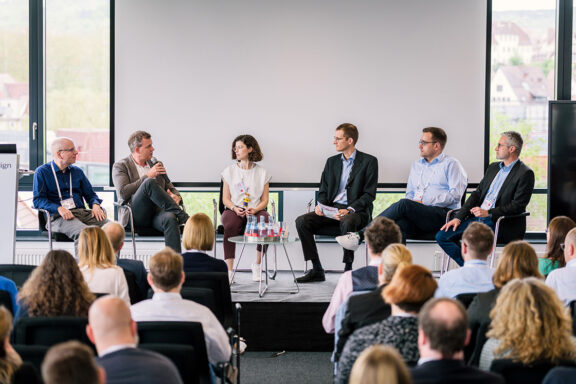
180,287,218,316
570,300,576,336
12,344,49,375
13,317,93,350
0,264,36,289
183,272,234,329
0,290,14,316
140,343,199,384
455,293,478,309
490,358,576,384
123,269,144,304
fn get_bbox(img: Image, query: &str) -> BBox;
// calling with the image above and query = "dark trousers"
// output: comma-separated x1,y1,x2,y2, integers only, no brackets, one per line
131,178,189,253
221,209,269,260
295,211,368,267
435,217,494,266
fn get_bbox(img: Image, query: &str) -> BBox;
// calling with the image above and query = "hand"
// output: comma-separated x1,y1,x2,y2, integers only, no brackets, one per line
233,206,246,217
314,205,324,216
91,204,107,221
470,207,489,218
440,218,461,231
57,206,74,220
146,163,166,179
245,207,257,215
334,209,349,221
412,199,423,204
167,190,181,205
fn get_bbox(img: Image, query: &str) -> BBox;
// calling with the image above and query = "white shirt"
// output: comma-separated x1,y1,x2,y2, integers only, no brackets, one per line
80,265,130,304
130,292,232,365
546,259,576,306
221,163,271,209
435,260,494,298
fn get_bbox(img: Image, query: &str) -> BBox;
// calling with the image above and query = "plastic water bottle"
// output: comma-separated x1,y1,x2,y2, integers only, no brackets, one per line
258,216,266,237
244,215,252,237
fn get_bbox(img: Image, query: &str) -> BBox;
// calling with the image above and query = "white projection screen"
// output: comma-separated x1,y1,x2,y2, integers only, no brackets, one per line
115,0,487,185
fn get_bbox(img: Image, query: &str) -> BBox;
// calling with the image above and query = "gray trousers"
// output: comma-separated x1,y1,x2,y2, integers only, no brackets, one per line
51,208,109,253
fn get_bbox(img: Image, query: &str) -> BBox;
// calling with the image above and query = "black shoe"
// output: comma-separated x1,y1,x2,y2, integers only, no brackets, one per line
295,269,326,283
344,263,353,272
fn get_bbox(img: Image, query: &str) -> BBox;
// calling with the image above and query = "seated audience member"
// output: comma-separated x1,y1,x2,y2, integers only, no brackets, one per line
467,241,542,365
0,306,41,384
130,248,231,365
335,265,438,384
411,298,504,384
78,226,130,304
323,217,402,334
17,250,95,319
0,275,18,316
102,221,149,298
543,367,576,384
479,277,575,371
336,243,413,362
435,222,495,298
181,213,227,273
42,341,104,384
546,227,576,305
540,216,576,276
86,296,183,384
349,345,413,384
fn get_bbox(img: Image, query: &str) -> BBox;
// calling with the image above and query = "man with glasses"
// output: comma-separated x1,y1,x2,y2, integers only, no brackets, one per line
33,137,108,248
337,127,467,249
437,131,535,266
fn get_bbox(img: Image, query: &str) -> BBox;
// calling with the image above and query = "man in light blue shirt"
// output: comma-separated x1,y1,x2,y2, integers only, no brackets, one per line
435,222,494,299
337,127,467,249
546,227,576,306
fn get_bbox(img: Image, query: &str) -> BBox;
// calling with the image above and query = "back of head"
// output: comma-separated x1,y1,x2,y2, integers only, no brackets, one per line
78,226,116,270
88,296,134,347
349,345,412,384
182,213,214,251
0,306,20,382
102,221,126,254
365,217,402,255
492,241,541,289
422,127,447,149
380,244,412,284
462,222,494,260
418,298,468,357
563,227,576,262
383,265,437,313
546,217,576,266
149,247,184,292
42,341,100,384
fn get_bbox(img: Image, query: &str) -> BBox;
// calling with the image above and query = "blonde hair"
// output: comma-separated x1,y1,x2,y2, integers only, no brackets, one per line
380,244,412,284
182,213,214,251
488,277,575,364
0,307,21,384
78,226,116,272
492,241,541,289
349,345,413,384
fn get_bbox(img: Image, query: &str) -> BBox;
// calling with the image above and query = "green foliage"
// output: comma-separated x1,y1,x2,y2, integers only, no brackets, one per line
535,59,554,77
509,55,524,66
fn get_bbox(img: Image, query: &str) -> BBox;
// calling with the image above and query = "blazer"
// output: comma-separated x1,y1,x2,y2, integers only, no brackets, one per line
317,150,378,218
466,288,500,366
182,251,228,273
455,160,534,243
411,359,505,384
112,156,181,227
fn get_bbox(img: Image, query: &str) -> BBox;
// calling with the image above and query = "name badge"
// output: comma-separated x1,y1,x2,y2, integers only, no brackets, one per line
481,197,495,210
414,189,424,202
61,198,76,210
234,181,248,196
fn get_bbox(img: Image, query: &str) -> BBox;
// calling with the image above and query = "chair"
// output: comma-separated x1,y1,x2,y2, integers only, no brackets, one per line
139,343,199,384
113,202,164,260
123,269,144,304
569,300,576,336
34,208,74,249
0,265,36,288
0,290,14,315
13,344,49,375
183,272,234,329
13,317,93,349
490,359,576,384
455,292,478,309
180,286,218,316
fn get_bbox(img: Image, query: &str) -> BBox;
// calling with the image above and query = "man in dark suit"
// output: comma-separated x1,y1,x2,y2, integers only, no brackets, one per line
436,131,534,266
411,298,504,384
295,123,378,282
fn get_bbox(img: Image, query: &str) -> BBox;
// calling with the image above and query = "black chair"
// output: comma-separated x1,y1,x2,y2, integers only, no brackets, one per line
13,317,93,350
34,208,75,249
0,265,36,288
183,272,234,329
13,344,49,375
123,269,144,304
181,287,218,314
490,359,576,384
0,290,14,315
455,293,478,309
569,300,576,336
140,343,198,384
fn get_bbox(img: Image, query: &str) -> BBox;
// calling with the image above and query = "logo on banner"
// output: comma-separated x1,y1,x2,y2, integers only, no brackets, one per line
0,163,12,170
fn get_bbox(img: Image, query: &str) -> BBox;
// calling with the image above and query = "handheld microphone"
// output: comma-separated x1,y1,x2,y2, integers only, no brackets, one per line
150,157,171,184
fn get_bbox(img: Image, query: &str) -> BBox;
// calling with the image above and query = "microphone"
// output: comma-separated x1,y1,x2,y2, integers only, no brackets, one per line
150,157,171,184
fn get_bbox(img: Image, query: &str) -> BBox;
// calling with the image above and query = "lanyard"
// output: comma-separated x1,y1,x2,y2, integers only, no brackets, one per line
50,162,73,201
417,163,436,191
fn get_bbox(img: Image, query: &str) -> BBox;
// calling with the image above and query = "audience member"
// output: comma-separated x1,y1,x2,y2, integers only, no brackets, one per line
181,213,227,273
17,250,95,319
411,298,504,384
335,265,438,384
543,367,576,384
130,248,231,365
540,216,576,276
42,341,104,384
86,296,183,384
78,226,130,304
435,222,495,298
479,277,575,371
323,217,401,333
0,275,18,316
349,345,413,384
546,227,576,305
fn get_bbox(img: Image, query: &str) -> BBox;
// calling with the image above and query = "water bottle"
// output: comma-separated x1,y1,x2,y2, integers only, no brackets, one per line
244,215,252,237
258,216,266,237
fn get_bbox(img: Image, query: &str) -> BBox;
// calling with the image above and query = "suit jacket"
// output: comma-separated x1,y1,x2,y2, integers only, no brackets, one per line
411,359,505,384
456,160,534,243
317,150,378,219
466,288,499,366
112,156,181,227
182,251,228,273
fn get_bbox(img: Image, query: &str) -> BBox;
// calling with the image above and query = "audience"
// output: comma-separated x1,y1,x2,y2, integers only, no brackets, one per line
86,296,183,384
479,277,575,371
543,366,576,384
349,345,412,384
181,213,227,273
411,298,504,384
546,227,576,305
0,275,18,316
335,265,438,384
130,247,231,365
540,216,576,276
435,222,495,298
323,217,402,334
78,226,130,304
42,340,104,384
17,250,95,319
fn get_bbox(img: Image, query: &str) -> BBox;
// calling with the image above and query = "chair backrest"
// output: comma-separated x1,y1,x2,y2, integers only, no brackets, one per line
13,344,49,375
183,272,234,329
123,269,143,305
0,290,14,316
139,343,199,384
180,287,218,316
569,300,576,336
13,317,93,349
0,265,36,289
490,359,576,384
455,293,478,309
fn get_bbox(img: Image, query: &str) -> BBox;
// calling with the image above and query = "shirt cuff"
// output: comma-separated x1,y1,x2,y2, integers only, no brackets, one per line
346,207,355,213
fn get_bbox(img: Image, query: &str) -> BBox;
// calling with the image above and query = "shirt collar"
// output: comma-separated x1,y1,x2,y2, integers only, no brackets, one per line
567,259,576,267
463,259,489,267
499,158,518,171
341,150,357,162
51,160,70,174
420,152,445,165
152,292,182,301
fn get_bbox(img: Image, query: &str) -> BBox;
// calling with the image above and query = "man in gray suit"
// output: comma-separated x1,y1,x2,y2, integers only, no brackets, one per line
112,131,189,253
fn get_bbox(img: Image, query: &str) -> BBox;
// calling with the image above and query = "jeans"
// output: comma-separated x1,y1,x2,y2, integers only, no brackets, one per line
435,217,494,266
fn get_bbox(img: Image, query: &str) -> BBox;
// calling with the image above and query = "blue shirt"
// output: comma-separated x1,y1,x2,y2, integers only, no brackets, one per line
405,153,467,210
435,259,494,298
480,159,518,211
33,161,103,215
333,150,356,206
0,276,18,315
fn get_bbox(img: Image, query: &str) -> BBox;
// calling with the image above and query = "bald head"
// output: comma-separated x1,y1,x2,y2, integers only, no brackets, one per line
102,222,125,254
51,138,74,158
418,298,468,357
564,228,576,263
87,297,136,354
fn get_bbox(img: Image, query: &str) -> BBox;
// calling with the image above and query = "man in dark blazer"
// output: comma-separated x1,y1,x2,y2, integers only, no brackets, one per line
295,123,378,282
436,131,534,266
411,298,504,384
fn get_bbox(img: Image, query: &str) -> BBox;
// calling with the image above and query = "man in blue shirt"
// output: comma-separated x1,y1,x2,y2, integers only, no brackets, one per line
337,127,467,249
33,137,108,247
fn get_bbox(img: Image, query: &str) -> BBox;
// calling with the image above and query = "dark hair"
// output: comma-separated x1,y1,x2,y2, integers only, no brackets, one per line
231,135,263,162
383,265,437,313
42,341,100,384
419,298,468,357
545,216,576,268
336,123,359,145
364,217,401,255
128,131,151,153
422,127,447,149
462,222,494,259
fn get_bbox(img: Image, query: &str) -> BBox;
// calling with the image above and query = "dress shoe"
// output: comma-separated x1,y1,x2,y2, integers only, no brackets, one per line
344,263,353,271
295,269,326,283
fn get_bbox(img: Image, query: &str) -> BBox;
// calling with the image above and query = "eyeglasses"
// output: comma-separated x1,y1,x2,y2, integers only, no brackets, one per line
496,143,510,149
334,137,347,142
59,147,76,153
418,140,437,146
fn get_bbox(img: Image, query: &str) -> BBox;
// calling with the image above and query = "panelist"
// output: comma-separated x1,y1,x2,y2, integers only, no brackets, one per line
295,123,378,283
437,131,535,266
112,131,189,253
33,137,108,249
337,127,467,249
